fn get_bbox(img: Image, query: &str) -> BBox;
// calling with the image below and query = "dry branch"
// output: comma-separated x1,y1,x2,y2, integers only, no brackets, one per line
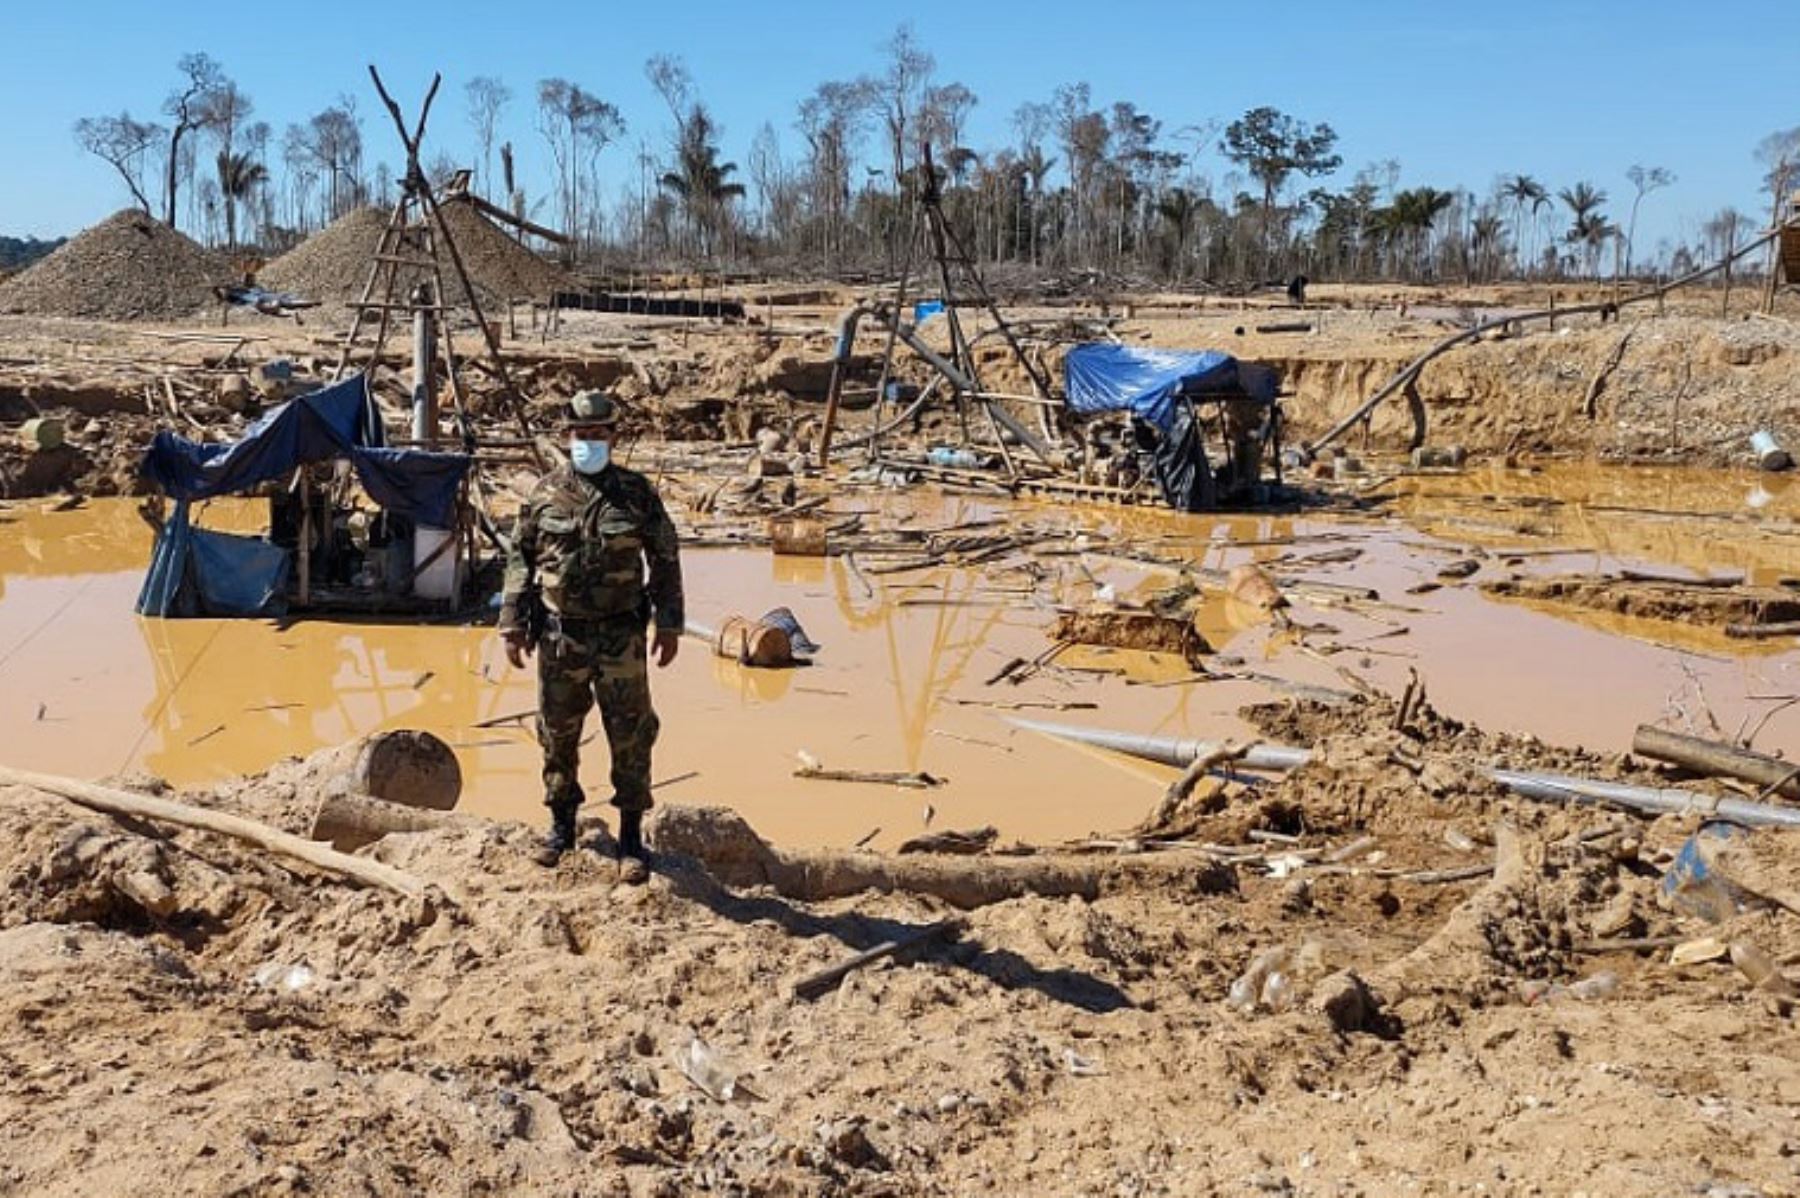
0,765,432,898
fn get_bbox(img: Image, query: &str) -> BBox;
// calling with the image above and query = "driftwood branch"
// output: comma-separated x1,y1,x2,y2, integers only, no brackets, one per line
0,766,432,898
1632,724,1800,800
1144,740,1257,832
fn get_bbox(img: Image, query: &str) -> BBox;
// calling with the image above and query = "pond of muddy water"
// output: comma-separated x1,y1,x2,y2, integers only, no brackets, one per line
1,464,1795,849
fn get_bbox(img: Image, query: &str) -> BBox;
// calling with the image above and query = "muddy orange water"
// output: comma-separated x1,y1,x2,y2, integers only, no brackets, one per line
2,465,1797,849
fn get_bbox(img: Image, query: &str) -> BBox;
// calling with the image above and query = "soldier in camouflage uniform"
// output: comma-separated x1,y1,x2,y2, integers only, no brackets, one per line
498,392,684,878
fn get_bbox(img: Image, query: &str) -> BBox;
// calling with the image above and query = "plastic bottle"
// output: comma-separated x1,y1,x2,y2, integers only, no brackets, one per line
927,447,984,470
1730,942,1799,999
1228,947,1289,1012
676,1035,739,1103
1568,971,1619,1001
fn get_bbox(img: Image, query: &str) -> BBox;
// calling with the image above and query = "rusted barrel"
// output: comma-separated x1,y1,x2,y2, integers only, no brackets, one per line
716,616,794,667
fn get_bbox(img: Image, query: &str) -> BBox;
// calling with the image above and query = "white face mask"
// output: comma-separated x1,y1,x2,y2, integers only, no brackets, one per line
570,438,611,474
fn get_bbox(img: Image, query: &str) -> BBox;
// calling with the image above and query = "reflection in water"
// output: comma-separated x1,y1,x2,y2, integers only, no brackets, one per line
3,473,1798,849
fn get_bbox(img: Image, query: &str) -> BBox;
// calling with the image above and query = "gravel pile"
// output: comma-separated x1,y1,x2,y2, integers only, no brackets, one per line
258,200,566,311
0,209,226,321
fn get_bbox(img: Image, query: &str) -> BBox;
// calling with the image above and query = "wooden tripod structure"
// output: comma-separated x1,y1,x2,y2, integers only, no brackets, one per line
818,142,1059,475
331,65,535,457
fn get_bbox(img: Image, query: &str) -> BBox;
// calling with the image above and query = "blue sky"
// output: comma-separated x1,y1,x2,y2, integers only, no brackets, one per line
4,0,1795,252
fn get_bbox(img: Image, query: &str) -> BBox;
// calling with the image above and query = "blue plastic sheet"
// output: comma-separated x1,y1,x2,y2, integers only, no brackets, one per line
136,502,290,617
1063,345,1240,432
140,374,469,527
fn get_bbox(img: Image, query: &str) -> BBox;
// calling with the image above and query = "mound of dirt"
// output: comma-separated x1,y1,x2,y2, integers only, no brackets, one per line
258,201,567,311
0,210,225,321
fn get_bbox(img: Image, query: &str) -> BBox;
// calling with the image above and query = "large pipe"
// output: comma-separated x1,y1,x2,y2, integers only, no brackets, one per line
817,303,875,469
410,282,437,447
1007,717,1800,830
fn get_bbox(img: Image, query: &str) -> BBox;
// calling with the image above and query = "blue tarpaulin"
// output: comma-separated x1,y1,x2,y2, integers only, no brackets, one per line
1064,345,1253,432
136,502,292,617
136,374,473,618
140,374,471,527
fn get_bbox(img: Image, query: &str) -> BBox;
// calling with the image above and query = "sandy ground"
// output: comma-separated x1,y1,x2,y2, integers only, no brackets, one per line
2,694,1798,1196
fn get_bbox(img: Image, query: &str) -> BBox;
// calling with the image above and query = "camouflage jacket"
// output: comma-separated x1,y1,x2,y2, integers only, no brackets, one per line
499,463,684,633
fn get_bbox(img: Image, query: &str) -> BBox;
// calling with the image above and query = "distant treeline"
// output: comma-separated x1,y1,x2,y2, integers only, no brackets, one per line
0,235,65,272
60,37,1800,287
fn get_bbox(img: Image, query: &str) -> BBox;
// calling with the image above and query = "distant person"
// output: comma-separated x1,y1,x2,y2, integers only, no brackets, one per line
497,392,684,880
1286,274,1308,305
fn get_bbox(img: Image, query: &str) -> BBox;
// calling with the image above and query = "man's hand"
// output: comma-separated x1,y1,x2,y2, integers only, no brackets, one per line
502,631,532,671
653,627,681,668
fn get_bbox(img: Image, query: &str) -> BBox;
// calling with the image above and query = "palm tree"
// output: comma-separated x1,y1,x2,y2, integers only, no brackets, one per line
1568,211,1619,278
1470,212,1506,281
1018,144,1056,266
1558,182,1607,277
1499,174,1547,275
1380,187,1455,278
215,149,268,250
659,104,747,257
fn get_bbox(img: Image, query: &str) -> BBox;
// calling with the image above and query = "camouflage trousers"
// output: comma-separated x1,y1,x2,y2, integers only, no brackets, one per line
535,615,660,813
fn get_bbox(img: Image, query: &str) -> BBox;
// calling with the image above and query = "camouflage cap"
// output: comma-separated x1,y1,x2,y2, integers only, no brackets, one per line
565,391,619,428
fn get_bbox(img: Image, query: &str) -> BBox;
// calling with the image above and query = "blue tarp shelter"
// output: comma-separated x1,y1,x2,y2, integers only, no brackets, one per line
136,375,472,617
1063,345,1275,433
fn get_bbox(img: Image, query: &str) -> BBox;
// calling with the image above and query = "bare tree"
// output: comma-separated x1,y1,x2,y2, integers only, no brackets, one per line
537,78,624,254
73,112,165,214
796,80,872,263
874,24,934,195
298,102,364,222
1012,102,1054,265
1755,127,1800,221
748,122,784,236
1623,164,1674,278
464,76,511,199
161,53,224,228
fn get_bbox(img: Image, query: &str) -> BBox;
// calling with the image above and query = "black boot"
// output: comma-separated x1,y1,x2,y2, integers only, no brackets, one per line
535,801,579,867
616,808,649,884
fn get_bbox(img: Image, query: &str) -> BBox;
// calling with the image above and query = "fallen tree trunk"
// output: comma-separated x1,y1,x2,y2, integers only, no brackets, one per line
0,766,432,898
310,792,475,852
1631,724,1800,800
649,805,1238,908
1725,621,1800,640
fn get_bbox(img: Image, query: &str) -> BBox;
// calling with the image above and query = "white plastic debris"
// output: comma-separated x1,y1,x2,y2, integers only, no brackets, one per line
251,963,316,993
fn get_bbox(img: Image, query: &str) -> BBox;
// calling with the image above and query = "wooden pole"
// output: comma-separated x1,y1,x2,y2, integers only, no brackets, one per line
0,766,434,897
1632,724,1800,799
297,469,312,607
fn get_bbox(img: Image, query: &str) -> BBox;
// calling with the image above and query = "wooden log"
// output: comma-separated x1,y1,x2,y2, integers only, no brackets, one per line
1726,621,1800,639
650,805,1239,909
0,766,432,897
309,792,473,852
19,417,65,452
1631,724,1800,799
